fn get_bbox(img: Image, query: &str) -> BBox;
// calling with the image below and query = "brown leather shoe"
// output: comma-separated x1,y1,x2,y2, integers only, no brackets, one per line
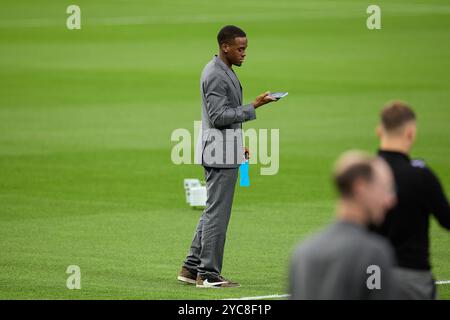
196,274,240,288
177,266,198,284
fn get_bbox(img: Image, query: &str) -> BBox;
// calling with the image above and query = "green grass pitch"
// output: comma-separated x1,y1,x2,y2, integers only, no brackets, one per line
0,0,449,299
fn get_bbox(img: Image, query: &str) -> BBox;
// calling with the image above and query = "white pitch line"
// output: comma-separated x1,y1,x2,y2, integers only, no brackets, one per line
223,294,289,301
225,280,450,300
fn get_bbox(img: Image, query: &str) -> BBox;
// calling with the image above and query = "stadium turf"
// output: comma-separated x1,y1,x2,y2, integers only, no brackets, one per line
0,0,449,299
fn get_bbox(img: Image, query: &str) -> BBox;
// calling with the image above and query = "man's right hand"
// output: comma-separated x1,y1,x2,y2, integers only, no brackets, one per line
252,91,277,109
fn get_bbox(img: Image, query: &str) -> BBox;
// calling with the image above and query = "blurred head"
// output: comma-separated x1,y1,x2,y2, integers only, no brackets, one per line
217,25,247,67
333,151,396,225
377,101,417,153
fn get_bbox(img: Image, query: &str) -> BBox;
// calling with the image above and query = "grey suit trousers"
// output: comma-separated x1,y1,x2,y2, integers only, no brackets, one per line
184,166,239,276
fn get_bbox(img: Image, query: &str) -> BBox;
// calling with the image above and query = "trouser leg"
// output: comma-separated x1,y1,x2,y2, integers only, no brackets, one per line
184,166,238,276
183,213,204,272
198,167,238,276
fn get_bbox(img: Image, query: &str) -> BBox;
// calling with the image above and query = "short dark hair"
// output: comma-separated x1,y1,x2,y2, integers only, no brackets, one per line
333,151,376,198
381,101,416,132
217,25,246,46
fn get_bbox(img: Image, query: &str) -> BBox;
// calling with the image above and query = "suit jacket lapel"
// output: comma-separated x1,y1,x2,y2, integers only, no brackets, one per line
214,56,242,104
224,69,242,104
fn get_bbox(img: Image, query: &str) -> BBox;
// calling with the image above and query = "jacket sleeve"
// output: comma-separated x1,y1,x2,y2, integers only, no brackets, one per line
425,168,450,230
203,74,256,129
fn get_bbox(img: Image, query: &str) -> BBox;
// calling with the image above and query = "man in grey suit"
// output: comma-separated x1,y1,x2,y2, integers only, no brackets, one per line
290,151,398,299
178,25,276,288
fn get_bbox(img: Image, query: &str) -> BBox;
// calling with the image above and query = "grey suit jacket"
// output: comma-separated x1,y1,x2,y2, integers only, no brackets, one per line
195,55,256,168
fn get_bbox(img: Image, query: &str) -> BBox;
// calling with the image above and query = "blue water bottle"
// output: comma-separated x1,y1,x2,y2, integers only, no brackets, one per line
240,150,250,187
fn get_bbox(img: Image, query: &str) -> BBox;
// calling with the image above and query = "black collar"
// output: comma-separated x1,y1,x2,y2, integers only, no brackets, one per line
378,149,410,161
